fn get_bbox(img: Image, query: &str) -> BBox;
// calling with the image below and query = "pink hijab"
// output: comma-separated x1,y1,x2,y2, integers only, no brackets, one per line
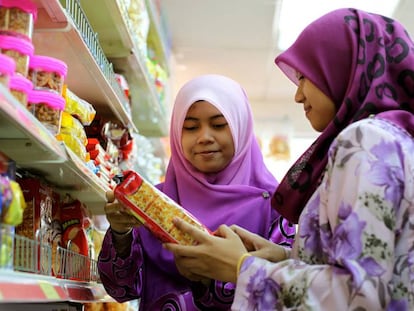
273,8,414,223
159,74,278,233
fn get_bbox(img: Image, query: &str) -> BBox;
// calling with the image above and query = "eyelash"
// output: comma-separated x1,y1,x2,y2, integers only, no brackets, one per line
183,123,228,131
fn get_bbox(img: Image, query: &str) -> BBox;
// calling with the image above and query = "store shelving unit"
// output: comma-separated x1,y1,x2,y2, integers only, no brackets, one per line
0,0,170,306
78,0,169,137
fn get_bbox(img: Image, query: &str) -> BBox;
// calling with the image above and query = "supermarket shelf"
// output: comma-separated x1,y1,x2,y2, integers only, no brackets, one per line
111,54,169,137
0,86,108,215
32,0,137,132
145,0,170,73
0,271,110,303
79,0,169,137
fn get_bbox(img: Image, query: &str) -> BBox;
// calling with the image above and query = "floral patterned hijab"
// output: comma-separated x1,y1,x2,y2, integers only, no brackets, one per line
273,8,414,223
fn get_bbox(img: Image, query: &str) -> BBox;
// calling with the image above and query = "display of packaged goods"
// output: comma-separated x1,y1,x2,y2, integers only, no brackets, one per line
27,89,65,135
60,112,88,146
56,132,88,162
9,73,33,108
29,55,68,95
0,0,37,41
63,86,96,126
0,53,15,87
0,34,34,76
114,170,211,245
60,199,91,280
15,177,61,275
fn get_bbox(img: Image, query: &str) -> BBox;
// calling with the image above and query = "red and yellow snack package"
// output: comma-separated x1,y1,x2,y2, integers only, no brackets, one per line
114,171,211,245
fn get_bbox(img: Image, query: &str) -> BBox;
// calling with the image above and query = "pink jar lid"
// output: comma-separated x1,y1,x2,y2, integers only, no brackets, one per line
28,90,65,110
29,55,68,77
0,35,34,56
0,0,38,21
0,54,16,75
9,74,33,92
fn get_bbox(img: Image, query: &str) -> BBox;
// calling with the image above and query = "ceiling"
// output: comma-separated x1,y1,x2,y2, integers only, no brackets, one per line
159,0,414,139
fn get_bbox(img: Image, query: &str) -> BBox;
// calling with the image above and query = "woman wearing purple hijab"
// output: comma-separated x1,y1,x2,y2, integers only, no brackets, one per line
97,74,295,310
165,8,414,310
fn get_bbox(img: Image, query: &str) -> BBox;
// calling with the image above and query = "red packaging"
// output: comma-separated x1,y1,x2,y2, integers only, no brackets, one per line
114,171,211,245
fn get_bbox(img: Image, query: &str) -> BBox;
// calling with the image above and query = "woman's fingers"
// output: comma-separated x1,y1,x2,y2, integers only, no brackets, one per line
172,218,210,243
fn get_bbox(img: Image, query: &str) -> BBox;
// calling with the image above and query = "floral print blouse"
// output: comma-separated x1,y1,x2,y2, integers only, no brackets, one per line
233,118,414,310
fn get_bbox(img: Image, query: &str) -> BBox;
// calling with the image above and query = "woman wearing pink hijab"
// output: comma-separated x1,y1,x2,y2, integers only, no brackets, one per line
97,74,295,310
165,9,414,310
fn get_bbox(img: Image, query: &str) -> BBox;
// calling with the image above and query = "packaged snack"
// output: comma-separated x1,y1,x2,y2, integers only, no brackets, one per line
63,86,96,125
60,111,88,145
114,170,211,245
0,53,15,87
9,74,32,108
29,55,68,95
27,89,65,135
0,0,37,40
0,34,34,76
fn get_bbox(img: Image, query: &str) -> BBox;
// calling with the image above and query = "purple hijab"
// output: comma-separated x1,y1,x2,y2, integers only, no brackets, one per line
139,73,279,280
273,8,414,223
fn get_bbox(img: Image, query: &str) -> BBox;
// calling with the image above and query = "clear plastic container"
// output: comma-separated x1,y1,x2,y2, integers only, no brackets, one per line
0,0,37,40
9,74,33,108
0,34,34,76
27,90,65,135
0,53,15,88
29,55,68,95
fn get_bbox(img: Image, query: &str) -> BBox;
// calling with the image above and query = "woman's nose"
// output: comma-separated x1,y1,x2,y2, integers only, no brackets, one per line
294,85,305,103
197,127,214,143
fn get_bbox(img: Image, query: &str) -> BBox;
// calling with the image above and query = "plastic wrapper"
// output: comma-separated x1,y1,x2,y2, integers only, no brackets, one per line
60,111,88,146
114,170,211,245
63,86,96,126
56,132,88,162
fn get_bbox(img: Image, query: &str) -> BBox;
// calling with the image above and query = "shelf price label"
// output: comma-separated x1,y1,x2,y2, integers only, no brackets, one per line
39,281,65,300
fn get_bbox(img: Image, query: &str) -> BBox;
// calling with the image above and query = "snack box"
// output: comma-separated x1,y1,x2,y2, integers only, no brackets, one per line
114,171,211,245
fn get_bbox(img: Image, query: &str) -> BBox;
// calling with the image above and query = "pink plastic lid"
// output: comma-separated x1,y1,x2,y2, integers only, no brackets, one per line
0,54,16,75
29,55,68,77
0,0,38,21
9,74,33,92
0,35,34,56
28,90,65,110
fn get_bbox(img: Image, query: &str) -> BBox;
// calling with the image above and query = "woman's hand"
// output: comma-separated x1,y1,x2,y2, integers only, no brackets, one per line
164,218,248,284
105,191,142,234
231,225,288,262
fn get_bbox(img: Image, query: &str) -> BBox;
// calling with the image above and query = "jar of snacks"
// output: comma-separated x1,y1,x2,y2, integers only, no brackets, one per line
9,74,32,107
0,0,38,41
28,90,65,135
29,55,68,95
0,53,15,88
0,34,34,76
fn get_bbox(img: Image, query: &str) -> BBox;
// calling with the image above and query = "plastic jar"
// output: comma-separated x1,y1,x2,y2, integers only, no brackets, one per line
28,90,65,135
0,0,38,40
0,35,34,76
0,53,16,88
9,74,33,108
29,55,68,95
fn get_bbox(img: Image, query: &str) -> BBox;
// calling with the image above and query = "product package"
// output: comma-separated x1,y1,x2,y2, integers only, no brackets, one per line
114,170,211,245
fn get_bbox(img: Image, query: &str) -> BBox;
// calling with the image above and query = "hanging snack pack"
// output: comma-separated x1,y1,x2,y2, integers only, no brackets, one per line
114,170,211,245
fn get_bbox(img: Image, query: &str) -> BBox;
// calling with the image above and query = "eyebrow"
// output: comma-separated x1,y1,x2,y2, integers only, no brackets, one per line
184,114,225,121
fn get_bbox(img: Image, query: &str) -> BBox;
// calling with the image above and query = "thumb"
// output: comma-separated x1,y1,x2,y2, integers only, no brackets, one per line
106,191,115,203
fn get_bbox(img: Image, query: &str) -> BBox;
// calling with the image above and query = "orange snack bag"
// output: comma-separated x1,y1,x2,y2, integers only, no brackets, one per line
114,171,211,245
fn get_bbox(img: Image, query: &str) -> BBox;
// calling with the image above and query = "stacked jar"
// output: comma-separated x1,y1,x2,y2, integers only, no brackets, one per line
27,55,68,135
0,53,15,88
0,0,36,107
